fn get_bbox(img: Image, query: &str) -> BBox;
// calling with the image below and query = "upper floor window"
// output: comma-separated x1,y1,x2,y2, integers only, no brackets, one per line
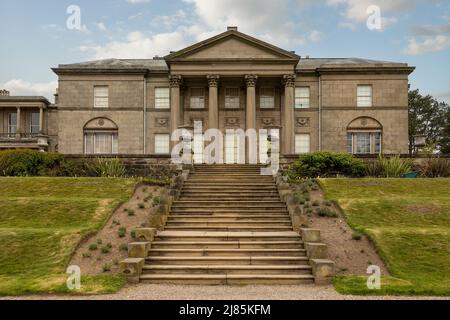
295,87,310,109
94,86,109,108
190,88,205,109
357,85,372,107
155,134,170,154
155,87,170,109
225,88,240,109
260,88,275,109
30,112,40,134
295,134,311,154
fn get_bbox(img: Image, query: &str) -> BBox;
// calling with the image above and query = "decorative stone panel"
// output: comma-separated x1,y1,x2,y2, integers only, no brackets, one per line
296,117,310,127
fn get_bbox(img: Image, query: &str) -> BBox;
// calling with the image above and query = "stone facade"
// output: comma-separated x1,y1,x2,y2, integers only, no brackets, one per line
2,27,414,161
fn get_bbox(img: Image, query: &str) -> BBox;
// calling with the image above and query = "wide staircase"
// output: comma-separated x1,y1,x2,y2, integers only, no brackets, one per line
140,164,315,284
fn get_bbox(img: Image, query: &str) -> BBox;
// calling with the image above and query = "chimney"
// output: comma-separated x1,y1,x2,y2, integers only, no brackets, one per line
54,88,59,105
0,89,10,96
227,26,238,31
305,55,310,59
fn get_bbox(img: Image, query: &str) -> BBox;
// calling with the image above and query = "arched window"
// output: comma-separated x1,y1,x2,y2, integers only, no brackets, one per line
83,118,118,155
347,117,382,155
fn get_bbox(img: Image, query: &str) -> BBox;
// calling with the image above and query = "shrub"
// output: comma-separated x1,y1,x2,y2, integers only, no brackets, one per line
142,177,171,186
88,244,98,251
126,209,135,216
138,203,145,209
152,196,161,206
0,149,67,176
97,238,103,245
323,200,333,207
86,158,126,178
118,227,127,238
119,243,128,251
100,245,111,254
378,155,412,178
82,252,91,258
365,160,384,177
102,263,112,272
130,229,136,239
287,152,366,178
316,207,338,218
421,158,449,177
312,200,320,207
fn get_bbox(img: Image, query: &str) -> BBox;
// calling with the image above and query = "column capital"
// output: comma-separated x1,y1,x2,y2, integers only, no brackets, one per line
283,74,296,87
206,74,220,87
169,74,183,88
245,74,258,87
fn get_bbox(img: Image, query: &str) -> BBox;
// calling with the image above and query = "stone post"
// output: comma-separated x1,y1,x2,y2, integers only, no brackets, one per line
16,107,21,139
39,107,44,133
207,75,220,130
282,74,296,155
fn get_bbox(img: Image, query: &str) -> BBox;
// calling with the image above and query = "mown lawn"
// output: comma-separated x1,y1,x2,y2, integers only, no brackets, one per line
0,177,137,295
320,178,450,296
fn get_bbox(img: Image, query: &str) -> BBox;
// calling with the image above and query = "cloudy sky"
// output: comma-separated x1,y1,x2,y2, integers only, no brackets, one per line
0,0,449,103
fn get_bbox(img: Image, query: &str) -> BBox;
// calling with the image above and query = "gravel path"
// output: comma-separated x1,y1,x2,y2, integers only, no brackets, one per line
2,284,448,300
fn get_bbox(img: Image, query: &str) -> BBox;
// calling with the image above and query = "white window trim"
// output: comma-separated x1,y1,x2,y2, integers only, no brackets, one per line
190,87,205,109
259,87,275,109
225,87,240,109
154,134,170,154
7,112,17,134
84,132,119,155
347,132,382,154
295,87,310,109
295,134,311,155
155,87,170,109
357,85,373,108
94,86,109,108
30,112,40,134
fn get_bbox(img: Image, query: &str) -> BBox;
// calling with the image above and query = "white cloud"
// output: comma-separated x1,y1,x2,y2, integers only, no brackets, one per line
126,0,150,3
1,79,57,102
308,30,323,42
95,22,107,32
404,35,450,55
80,30,191,59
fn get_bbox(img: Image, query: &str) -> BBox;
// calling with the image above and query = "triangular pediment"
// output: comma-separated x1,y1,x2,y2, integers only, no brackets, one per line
165,30,300,62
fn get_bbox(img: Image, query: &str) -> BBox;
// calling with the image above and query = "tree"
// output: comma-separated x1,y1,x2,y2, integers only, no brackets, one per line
408,89,447,155
439,108,450,154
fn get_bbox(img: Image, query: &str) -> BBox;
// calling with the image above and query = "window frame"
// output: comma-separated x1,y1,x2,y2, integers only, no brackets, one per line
94,86,109,109
30,112,40,134
154,134,170,155
7,112,17,135
295,87,310,109
84,131,119,155
357,85,373,108
224,87,240,109
259,87,275,109
347,132,382,155
155,87,170,109
295,133,311,155
189,87,205,109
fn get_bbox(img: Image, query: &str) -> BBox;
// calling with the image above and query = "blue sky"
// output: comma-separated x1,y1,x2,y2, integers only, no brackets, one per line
0,0,449,103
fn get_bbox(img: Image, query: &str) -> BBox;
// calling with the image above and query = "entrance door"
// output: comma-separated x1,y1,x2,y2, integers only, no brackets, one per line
225,133,241,164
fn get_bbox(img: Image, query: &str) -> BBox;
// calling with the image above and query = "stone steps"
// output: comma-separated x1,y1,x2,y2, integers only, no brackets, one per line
151,241,304,249
139,165,314,285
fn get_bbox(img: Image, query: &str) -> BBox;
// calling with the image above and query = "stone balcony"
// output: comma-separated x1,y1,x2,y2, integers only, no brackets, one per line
0,133,49,151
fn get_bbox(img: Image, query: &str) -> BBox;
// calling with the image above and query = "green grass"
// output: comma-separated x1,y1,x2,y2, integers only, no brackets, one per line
320,178,450,296
0,177,137,296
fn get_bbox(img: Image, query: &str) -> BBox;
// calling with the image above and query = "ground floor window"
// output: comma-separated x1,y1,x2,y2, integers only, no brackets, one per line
155,134,170,154
84,132,118,154
30,112,40,134
295,134,310,154
8,113,17,135
347,132,382,154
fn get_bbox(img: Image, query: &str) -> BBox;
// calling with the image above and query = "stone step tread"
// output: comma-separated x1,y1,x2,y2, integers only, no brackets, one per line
167,220,291,223
157,231,300,237
140,274,314,280
148,248,305,253
173,200,284,203
146,256,309,261
152,241,303,245
143,265,312,270
164,227,293,231
169,215,289,218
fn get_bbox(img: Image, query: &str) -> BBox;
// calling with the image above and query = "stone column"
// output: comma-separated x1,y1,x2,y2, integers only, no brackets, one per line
283,74,296,154
39,107,44,133
245,75,258,163
207,75,220,130
169,75,183,145
16,107,21,138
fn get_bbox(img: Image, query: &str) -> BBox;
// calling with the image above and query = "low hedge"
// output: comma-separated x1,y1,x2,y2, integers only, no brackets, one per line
287,152,366,179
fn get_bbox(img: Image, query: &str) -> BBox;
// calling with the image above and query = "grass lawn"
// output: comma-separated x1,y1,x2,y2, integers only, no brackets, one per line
320,178,450,296
0,177,137,295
